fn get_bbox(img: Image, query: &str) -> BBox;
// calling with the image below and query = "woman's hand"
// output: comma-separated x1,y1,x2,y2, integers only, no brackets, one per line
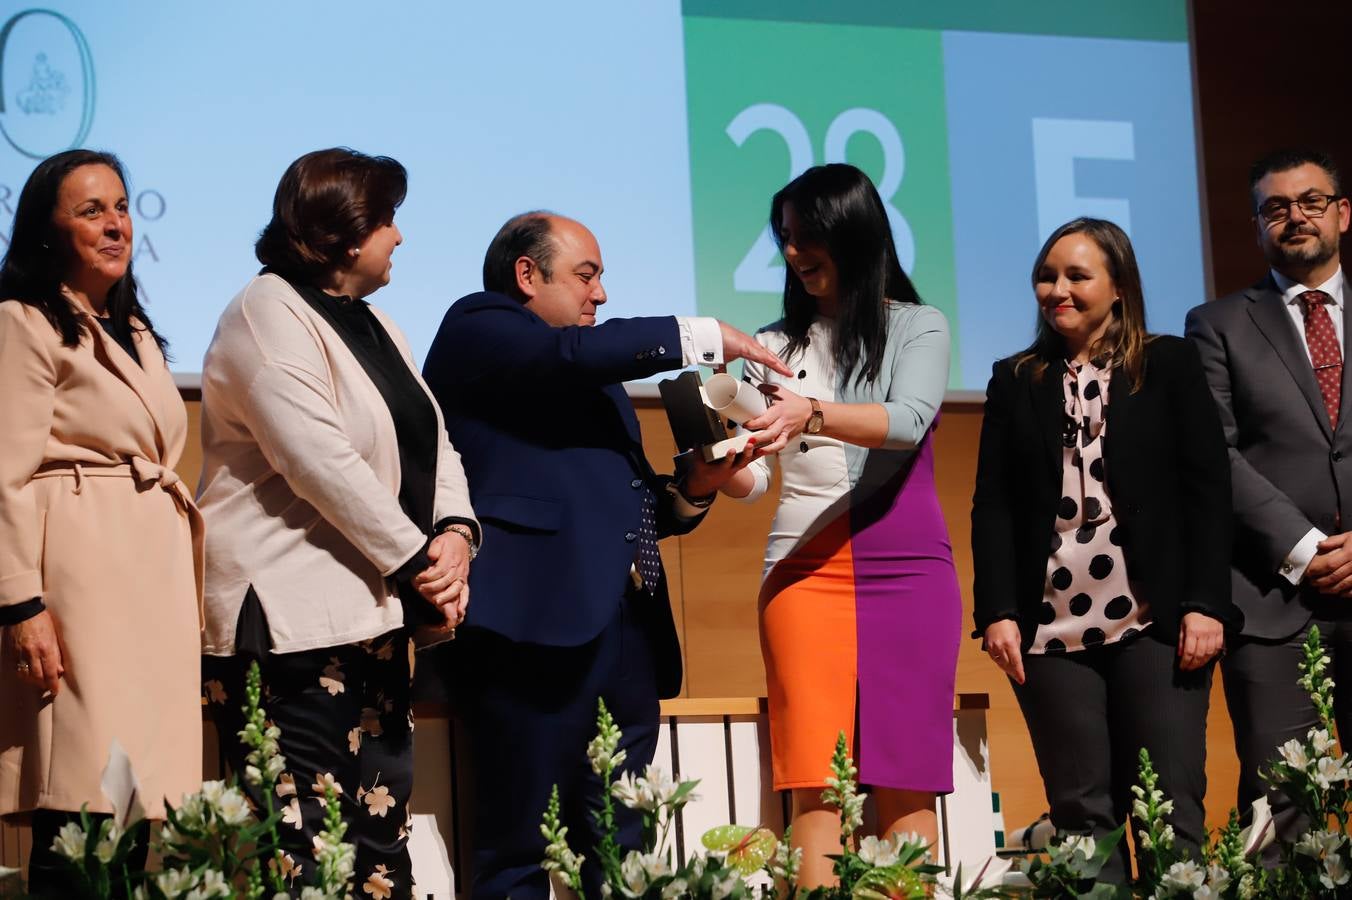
414,532,472,627
8,609,64,695
742,382,814,443
983,619,1025,685
1177,612,1224,671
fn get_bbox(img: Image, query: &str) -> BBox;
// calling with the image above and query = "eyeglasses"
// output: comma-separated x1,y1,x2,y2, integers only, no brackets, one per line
1256,192,1342,225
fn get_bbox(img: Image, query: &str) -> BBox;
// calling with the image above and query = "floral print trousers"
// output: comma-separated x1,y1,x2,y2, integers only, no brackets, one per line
204,629,416,900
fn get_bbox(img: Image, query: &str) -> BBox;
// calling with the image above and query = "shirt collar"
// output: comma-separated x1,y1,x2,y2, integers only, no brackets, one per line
1272,266,1345,310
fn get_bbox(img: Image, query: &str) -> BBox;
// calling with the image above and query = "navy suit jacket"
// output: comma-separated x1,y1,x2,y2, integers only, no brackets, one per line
422,291,706,698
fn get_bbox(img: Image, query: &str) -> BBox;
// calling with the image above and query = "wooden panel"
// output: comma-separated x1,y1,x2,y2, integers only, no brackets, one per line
175,393,1243,838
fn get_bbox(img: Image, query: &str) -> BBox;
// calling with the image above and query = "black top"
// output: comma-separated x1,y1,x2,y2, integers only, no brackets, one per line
970,335,1240,646
97,317,141,367
286,276,473,628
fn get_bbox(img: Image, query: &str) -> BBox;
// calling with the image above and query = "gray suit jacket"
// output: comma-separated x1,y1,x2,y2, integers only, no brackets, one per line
1185,273,1352,639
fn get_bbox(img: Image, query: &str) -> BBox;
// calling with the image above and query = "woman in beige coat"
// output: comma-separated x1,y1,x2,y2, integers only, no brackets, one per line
0,150,202,894
198,148,477,900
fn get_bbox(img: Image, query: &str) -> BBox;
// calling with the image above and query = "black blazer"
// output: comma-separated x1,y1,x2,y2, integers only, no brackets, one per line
971,335,1239,647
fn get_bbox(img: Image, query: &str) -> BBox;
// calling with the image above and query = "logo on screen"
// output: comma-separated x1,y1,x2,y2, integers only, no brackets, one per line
0,9,94,159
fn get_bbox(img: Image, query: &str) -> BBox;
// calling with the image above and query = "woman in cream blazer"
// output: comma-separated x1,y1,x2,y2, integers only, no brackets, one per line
0,150,202,894
197,148,476,899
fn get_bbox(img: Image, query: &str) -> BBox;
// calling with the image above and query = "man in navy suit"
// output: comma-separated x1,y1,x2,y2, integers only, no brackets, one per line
422,211,791,898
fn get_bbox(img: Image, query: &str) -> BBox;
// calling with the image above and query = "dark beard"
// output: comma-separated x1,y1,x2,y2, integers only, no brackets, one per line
1269,227,1338,271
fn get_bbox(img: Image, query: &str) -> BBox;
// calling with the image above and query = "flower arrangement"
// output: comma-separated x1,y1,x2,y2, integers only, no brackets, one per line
539,701,1003,899
13,660,357,899
543,628,1351,899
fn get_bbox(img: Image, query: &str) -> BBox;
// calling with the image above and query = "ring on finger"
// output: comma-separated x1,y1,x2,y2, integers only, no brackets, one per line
16,661,30,674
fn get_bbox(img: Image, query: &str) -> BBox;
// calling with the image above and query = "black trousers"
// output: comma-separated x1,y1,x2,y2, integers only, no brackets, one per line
27,809,150,899
447,591,662,900
1012,634,1212,885
1222,608,1352,861
203,629,415,899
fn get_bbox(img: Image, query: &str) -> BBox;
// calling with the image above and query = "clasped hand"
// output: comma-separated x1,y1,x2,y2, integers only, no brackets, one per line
1307,532,1352,596
412,531,471,637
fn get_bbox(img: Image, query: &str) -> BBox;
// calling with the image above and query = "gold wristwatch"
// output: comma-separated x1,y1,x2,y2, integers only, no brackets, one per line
805,397,824,435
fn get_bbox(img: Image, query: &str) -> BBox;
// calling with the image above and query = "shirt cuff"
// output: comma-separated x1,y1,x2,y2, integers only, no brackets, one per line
0,598,45,627
1280,527,1327,584
665,482,712,521
676,316,723,368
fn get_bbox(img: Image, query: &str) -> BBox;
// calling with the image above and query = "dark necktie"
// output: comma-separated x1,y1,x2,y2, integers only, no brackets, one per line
636,486,662,592
1300,289,1342,427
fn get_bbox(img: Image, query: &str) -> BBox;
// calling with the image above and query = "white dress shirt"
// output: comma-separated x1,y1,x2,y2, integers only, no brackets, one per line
1273,267,1345,584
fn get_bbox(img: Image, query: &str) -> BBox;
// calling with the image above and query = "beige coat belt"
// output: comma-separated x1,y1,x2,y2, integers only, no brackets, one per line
32,459,207,624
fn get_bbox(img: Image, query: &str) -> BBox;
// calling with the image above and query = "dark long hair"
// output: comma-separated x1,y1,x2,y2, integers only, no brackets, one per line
0,149,165,354
769,163,921,386
1013,217,1150,392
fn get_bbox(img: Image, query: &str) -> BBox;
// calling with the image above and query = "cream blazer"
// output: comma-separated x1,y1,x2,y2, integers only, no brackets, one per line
198,273,476,655
0,300,202,819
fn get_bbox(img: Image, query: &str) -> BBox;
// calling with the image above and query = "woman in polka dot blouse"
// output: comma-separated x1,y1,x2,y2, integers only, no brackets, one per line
971,217,1239,885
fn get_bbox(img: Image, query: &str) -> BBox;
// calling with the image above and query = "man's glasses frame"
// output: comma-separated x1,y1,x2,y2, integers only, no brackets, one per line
1255,192,1343,225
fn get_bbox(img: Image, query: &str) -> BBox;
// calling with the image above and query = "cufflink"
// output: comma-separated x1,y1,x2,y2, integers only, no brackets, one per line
1282,563,1294,574
702,350,716,362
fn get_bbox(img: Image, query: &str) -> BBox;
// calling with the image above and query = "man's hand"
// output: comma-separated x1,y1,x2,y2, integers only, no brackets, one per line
983,619,1025,685
717,321,794,377
1177,611,1224,671
1308,532,1352,596
8,609,63,695
683,432,781,498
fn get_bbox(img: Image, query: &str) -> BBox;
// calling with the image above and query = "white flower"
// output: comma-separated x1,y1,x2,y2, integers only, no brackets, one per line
51,821,86,861
185,869,231,900
1323,853,1352,889
1278,739,1311,771
710,868,742,900
857,835,900,867
95,820,123,863
1162,859,1206,890
1314,754,1352,788
611,765,684,811
586,734,626,777
299,889,327,900
216,787,252,826
619,850,669,897
1311,728,1338,754
176,792,206,829
1061,833,1096,859
1296,829,1345,859
1205,862,1231,893
661,878,689,898
1240,796,1276,857
155,866,200,898
200,780,227,806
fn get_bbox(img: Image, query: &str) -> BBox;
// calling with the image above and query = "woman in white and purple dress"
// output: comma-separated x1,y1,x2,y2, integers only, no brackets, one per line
720,164,961,888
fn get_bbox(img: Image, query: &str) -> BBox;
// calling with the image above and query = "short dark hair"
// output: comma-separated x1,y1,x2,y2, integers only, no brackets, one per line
0,148,167,354
1249,148,1342,204
482,211,558,300
255,148,407,284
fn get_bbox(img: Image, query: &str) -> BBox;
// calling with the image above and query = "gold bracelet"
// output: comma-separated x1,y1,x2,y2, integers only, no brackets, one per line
442,524,479,560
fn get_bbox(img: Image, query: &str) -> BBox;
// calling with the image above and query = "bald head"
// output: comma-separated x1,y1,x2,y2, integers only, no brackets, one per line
482,212,607,326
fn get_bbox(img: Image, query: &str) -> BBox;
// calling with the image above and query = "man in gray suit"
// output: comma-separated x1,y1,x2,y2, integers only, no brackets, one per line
1186,148,1351,846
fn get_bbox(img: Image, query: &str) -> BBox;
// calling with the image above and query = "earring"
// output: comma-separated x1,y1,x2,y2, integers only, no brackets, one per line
351,247,361,257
